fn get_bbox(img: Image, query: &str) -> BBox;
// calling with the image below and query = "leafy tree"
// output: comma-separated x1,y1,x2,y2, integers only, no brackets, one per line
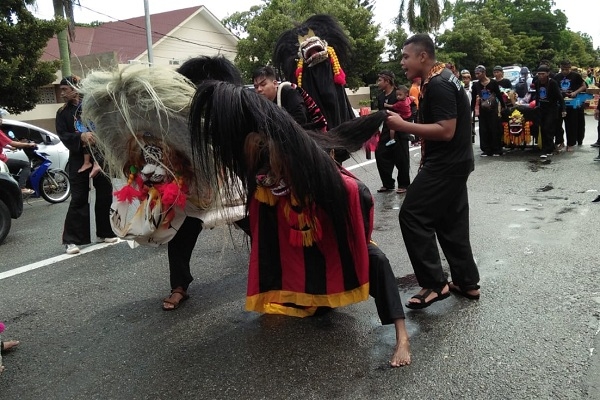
223,0,384,88
0,0,64,114
396,0,451,34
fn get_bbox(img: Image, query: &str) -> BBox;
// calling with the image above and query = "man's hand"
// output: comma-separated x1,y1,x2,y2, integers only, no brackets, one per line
81,131,96,145
386,110,408,131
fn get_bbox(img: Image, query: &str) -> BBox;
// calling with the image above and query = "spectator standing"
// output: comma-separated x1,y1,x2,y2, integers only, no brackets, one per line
460,70,476,143
534,65,566,158
375,71,410,193
493,66,513,90
55,76,117,254
552,60,587,150
386,33,480,308
472,65,506,156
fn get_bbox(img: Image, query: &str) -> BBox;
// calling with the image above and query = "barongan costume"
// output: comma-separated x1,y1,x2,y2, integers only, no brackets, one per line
188,80,404,322
273,14,355,162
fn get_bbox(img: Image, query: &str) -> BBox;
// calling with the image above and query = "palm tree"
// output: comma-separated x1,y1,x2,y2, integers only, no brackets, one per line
52,0,77,77
396,0,450,34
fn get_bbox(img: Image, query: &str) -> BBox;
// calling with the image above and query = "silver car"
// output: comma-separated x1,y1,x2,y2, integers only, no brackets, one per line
1,119,69,171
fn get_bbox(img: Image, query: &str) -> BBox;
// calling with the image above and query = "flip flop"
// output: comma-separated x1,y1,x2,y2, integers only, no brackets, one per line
448,282,480,300
405,285,450,309
162,288,189,311
377,187,393,193
396,188,407,194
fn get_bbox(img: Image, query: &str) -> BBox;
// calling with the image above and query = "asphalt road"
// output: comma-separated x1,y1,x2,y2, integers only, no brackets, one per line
1,116,599,399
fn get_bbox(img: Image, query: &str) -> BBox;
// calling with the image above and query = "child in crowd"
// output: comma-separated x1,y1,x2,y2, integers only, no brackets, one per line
384,85,416,146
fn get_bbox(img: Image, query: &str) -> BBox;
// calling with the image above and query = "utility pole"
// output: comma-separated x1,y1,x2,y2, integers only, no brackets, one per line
144,0,154,66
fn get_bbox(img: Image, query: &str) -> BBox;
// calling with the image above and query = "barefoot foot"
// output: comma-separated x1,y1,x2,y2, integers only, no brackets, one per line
390,339,411,367
390,319,411,367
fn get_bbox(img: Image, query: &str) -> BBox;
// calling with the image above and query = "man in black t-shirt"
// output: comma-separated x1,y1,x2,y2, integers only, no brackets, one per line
493,66,513,90
552,60,587,149
253,66,309,126
534,65,566,158
387,34,480,309
374,70,410,193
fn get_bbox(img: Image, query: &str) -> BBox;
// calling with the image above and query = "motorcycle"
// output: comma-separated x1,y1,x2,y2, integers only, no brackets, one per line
11,146,71,204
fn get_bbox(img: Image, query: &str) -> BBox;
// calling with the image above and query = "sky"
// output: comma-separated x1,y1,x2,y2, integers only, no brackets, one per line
29,0,599,48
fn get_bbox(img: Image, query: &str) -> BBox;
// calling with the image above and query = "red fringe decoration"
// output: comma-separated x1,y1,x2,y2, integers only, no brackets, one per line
159,181,187,209
114,184,144,203
333,68,346,86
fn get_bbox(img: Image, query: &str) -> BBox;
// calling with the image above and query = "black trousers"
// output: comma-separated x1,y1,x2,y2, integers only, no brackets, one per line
562,108,579,146
399,169,479,292
62,161,115,245
478,109,503,155
368,243,405,324
540,108,559,154
576,108,585,145
167,216,203,291
375,132,410,190
6,158,30,189
167,216,250,291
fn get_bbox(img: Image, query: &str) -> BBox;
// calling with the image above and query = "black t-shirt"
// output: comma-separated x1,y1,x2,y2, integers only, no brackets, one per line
377,90,397,138
419,69,474,176
552,72,585,97
279,85,309,126
535,79,565,111
496,78,512,90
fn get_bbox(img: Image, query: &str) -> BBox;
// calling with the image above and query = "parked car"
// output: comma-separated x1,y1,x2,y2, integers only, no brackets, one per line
1,119,69,171
503,66,524,88
0,160,23,245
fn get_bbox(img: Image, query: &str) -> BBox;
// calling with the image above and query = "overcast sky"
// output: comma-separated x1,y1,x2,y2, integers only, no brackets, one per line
29,0,599,48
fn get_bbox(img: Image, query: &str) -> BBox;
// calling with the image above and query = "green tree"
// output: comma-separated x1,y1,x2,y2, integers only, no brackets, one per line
396,0,451,34
0,0,64,113
223,0,384,88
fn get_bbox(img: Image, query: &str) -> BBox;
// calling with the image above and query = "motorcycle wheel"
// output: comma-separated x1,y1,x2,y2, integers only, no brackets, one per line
39,170,71,203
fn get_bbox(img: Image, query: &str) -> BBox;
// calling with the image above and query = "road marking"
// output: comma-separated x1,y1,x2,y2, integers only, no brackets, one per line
0,240,122,281
346,145,421,171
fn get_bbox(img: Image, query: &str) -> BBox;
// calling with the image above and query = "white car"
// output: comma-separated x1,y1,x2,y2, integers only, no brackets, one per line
1,119,69,171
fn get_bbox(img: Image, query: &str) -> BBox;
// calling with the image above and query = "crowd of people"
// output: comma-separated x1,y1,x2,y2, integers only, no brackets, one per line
452,60,599,160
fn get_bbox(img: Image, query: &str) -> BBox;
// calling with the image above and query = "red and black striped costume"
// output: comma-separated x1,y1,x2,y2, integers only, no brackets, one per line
246,170,372,317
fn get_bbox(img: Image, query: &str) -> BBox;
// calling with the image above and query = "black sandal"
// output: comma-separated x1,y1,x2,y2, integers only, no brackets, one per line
405,285,450,309
448,282,480,300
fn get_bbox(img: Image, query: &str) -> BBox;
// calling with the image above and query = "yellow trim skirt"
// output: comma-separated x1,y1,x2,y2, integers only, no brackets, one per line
246,283,370,318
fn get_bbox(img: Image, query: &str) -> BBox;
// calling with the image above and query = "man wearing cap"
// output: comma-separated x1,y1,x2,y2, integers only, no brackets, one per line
552,60,587,150
492,66,512,90
534,65,566,158
375,70,410,193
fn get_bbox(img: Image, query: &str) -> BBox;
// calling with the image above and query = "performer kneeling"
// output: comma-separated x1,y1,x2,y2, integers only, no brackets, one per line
189,81,411,367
